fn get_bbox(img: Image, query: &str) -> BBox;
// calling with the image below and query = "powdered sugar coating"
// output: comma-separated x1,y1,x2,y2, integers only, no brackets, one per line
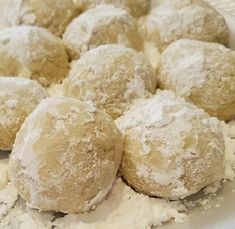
73,0,150,18
63,4,142,60
139,0,229,52
0,0,79,36
0,25,68,87
63,44,157,119
9,96,123,213
0,77,47,151
158,39,235,120
116,90,225,199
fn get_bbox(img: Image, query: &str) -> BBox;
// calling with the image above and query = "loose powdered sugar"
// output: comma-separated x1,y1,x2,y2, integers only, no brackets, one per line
52,178,187,229
0,178,187,229
0,183,18,219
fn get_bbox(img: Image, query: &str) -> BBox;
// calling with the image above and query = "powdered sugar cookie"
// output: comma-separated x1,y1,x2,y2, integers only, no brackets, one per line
0,26,69,87
158,39,235,120
0,77,47,151
63,4,142,60
9,96,123,213
116,91,224,199
140,0,229,52
0,0,79,36
63,44,157,119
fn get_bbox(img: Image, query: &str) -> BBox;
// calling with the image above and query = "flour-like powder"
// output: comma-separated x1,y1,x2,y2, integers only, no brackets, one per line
52,178,187,229
0,178,187,229
0,157,8,190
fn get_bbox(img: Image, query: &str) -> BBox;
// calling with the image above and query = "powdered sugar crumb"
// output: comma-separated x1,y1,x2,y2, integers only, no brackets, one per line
52,178,187,229
0,183,18,219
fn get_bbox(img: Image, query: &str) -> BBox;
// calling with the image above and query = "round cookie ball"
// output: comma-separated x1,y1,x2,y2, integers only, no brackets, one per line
0,0,79,37
139,0,229,52
74,0,150,18
0,26,69,87
63,4,142,60
63,44,157,119
158,39,235,121
9,96,123,213
116,90,225,199
0,77,47,151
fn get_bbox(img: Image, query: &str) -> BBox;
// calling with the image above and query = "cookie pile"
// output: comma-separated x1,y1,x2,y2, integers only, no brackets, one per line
0,0,233,215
